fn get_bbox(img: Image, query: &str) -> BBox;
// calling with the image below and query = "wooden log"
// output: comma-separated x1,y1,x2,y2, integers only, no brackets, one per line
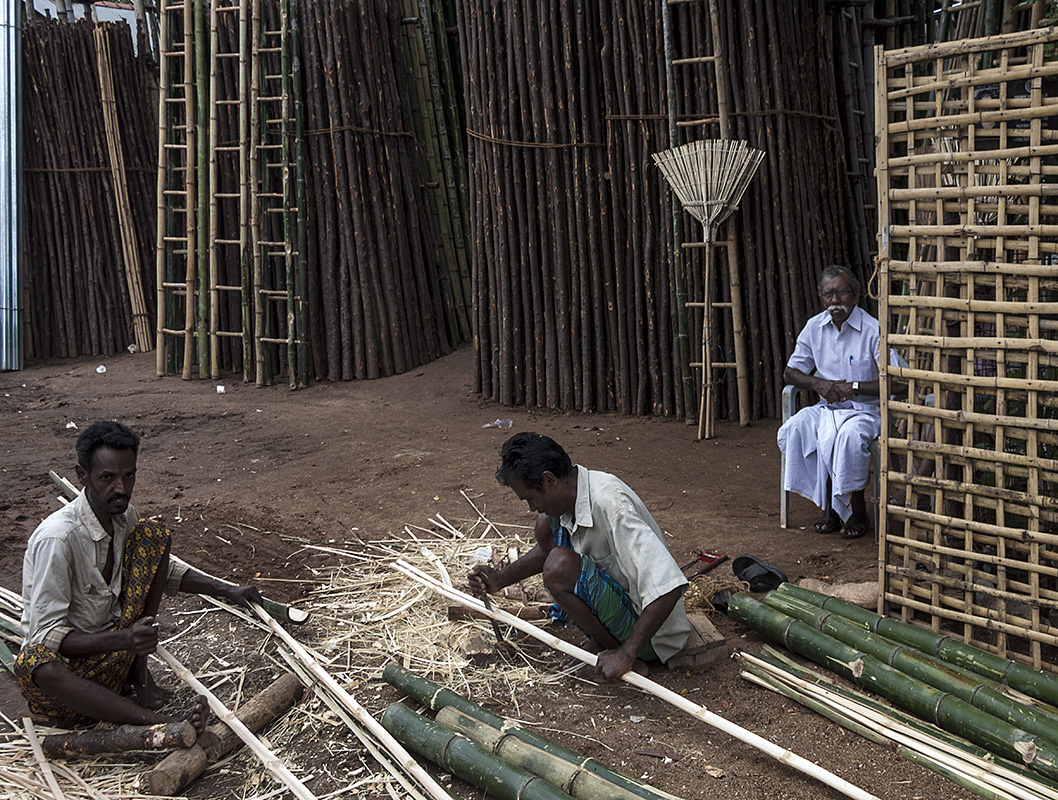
156,646,317,800
43,721,195,760
148,671,304,796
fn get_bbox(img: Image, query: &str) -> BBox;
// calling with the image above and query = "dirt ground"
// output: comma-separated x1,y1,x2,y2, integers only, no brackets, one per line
0,345,976,799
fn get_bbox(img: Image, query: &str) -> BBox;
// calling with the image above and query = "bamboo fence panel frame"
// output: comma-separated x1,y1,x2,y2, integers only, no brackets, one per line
875,27,1058,671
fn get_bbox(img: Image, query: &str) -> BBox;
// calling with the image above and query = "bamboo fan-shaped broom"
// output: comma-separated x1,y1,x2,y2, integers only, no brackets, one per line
654,139,764,439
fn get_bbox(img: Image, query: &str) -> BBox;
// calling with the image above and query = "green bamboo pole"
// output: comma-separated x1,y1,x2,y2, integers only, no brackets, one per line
763,592,1058,751
728,593,1058,781
381,664,677,800
381,703,577,800
747,645,1058,795
435,708,660,800
775,583,1058,706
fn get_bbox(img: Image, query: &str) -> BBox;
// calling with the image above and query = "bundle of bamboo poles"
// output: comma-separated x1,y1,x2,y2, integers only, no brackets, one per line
297,0,465,382
22,19,157,361
729,585,1058,785
460,0,858,420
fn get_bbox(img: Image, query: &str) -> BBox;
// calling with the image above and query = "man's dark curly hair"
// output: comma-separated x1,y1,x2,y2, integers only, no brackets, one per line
495,432,572,489
76,420,140,470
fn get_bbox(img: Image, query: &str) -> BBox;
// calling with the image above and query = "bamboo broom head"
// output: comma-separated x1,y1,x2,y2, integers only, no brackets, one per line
652,139,765,236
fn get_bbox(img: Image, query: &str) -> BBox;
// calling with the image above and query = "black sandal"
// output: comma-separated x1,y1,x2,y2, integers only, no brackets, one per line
813,509,842,534
841,512,870,539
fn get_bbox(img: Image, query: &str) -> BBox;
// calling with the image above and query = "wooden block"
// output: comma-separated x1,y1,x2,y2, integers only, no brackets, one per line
667,610,727,670
455,631,493,665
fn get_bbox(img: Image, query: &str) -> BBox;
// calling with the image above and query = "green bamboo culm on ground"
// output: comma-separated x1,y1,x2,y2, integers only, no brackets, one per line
435,708,660,800
381,703,577,800
382,664,673,800
728,593,1058,781
774,583,1058,707
763,592,1058,751
742,646,1058,795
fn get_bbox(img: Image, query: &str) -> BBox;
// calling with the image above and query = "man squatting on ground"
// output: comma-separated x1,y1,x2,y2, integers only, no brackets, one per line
468,433,690,682
777,264,882,540
16,420,261,730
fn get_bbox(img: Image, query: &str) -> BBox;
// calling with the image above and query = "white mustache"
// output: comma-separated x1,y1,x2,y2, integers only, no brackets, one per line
827,304,851,316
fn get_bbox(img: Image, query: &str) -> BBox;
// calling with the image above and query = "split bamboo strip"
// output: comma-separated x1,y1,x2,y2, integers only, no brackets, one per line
22,717,67,800
245,602,454,800
273,648,446,800
391,559,880,800
155,644,318,800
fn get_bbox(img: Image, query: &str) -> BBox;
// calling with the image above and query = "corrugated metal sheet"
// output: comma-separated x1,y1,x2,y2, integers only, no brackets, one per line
0,1,22,371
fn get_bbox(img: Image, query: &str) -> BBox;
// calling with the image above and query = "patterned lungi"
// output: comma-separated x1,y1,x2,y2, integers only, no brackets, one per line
14,520,170,719
550,522,658,661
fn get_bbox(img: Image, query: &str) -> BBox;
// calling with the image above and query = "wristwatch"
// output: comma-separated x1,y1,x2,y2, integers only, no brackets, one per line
852,381,860,396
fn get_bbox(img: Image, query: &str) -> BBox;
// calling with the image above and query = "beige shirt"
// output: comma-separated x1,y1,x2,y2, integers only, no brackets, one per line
21,490,185,651
558,465,690,662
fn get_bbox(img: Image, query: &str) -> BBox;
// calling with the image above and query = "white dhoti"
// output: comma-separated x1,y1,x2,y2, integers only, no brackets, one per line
777,404,880,522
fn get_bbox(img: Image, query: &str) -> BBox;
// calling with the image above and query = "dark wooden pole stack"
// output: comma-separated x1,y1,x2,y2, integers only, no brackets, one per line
297,0,463,381
458,1,684,416
459,0,858,419
22,20,157,361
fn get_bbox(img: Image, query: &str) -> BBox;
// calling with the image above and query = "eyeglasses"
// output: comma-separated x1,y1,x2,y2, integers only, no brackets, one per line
820,289,854,300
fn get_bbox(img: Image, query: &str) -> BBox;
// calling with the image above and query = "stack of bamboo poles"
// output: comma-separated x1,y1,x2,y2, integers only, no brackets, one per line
460,1,858,420
22,20,157,360
731,584,1058,792
297,0,465,382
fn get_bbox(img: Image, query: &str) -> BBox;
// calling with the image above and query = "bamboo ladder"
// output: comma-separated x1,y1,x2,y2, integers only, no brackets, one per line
665,0,753,438
208,0,252,379
155,0,197,379
251,0,307,388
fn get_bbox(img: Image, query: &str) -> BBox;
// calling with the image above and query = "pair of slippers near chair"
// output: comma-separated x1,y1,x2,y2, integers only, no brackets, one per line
813,508,870,539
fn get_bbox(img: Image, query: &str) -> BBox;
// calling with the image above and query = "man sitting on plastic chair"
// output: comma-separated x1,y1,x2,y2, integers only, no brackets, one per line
777,265,880,540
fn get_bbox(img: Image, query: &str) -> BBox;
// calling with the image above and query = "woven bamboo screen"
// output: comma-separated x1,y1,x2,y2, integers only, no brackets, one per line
875,28,1058,670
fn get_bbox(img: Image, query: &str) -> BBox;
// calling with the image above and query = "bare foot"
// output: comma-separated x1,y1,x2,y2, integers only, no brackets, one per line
182,695,209,734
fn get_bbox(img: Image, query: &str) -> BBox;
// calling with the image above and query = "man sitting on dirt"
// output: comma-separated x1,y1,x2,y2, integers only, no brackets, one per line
16,420,261,729
777,265,881,539
468,432,690,682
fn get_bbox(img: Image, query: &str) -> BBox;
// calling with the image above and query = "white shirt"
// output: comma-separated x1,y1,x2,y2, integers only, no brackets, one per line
558,465,690,662
786,305,881,414
21,490,184,651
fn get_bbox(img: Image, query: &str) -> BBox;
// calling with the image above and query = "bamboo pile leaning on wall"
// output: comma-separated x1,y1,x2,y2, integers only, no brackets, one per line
459,1,858,420
296,0,463,382
22,20,157,360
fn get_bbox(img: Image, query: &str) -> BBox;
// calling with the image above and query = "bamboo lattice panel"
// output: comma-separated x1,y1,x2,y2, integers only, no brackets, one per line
875,28,1058,670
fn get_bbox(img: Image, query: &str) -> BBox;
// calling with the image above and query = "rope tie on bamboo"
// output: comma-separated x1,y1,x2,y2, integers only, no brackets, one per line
466,128,604,149
304,123,414,139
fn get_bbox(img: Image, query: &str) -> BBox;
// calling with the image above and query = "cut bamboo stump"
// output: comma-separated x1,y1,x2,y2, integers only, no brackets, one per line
43,721,195,760
148,671,304,796
666,610,727,671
